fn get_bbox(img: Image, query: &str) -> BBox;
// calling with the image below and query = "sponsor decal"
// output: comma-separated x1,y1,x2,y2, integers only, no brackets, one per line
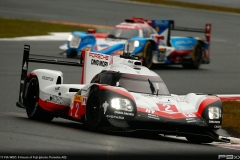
148,114,160,120
214,125,221,129
89,52,109,60
209,120,220,124
106,115,124,120
23,62,27,70
102,101,109,114
146,109,155,114
114,111,134,116
54,86,61,92
183,113,196,118
185,118,197,123
128,60,133,64
49,95,62,104
42,76,53,81
74,95,82,103
93,44,110,51
91,59,108,67
82,97,87,105
116,24,136,29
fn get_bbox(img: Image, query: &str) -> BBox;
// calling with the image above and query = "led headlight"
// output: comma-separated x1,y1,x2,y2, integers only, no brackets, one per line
134,40,139,47
124,41,139,53
68,35,81,48
111,98,133,112
208,107,221,119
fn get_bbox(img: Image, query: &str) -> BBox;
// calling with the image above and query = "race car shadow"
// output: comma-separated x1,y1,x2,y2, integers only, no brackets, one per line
14,116,212,146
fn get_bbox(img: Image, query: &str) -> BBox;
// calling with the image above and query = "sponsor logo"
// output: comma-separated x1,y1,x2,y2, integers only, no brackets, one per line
148,114,160,120
146,109,155,114
114,111,134,116
49,95,62,104
102,101,109,114
214,125,221,129
89,52,109,60
91,59,108,67
93,44,110,51
106,115,124,120
54,86,60,92
183,113,196,118
74,95,82,103
128,60,133,63
42,76,53,81
23,62,27,70
209,120,220,124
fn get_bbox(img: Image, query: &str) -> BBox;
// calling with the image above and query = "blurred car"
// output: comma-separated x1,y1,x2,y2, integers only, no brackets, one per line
60,17,211,69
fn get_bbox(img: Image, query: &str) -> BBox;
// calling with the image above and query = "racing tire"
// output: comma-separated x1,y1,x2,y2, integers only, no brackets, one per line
186,135,213,144
24,77,54,122
85,87,104,130
182,42,203,69
143,41,154,69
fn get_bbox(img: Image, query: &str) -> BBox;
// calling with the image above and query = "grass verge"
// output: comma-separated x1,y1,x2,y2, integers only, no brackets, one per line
129,0,240,14
222,101,240,138
0,17,95,38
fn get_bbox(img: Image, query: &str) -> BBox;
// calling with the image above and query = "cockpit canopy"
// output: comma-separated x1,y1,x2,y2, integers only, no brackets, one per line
91,71,170,95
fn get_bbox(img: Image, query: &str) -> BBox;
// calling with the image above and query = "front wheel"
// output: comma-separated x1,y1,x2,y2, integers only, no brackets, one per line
85,87,104,130
24,77,54,122
143,41,154,69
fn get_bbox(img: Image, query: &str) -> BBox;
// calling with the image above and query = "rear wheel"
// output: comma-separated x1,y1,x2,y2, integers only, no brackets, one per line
143,41,154,69
24,77,54,122
182,43,203,69
85,87,104,130
186,135,213,144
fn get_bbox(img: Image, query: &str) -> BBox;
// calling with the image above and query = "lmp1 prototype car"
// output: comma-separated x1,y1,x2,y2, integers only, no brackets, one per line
60,17,211,69
17,45,230,144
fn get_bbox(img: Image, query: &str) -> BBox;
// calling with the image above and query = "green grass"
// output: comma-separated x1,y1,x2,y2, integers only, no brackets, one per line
223,101,240,137
130,0,240,14
0,17,94,38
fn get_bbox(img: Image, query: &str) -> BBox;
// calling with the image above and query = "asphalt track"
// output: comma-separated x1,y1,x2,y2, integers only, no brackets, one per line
0,0,240,159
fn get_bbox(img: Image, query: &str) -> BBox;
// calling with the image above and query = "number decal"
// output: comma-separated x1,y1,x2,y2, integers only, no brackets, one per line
75,103,79,118
157,104,178,112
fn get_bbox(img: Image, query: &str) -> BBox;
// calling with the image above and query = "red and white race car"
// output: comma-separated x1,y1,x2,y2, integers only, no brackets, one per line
17,45,240,143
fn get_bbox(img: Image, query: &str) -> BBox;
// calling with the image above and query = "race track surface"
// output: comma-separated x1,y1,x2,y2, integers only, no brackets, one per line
0,0,240,159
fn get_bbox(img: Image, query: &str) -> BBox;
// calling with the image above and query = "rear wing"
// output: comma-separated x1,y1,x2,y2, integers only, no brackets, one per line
17,45,83,108
151,20,211,46
125,18,211,47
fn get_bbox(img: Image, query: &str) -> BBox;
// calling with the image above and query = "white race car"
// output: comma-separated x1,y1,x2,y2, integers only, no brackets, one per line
16,45,239,144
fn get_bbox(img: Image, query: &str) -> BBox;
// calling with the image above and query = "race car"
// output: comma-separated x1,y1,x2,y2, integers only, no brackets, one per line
60,17,211,69
17,45,236,144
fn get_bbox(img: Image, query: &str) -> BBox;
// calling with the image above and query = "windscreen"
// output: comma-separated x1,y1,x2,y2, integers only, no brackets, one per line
108,28,140,39
119,74,170,95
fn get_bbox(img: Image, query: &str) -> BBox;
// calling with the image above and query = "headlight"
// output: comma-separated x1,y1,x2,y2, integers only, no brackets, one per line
124,41,138,53
134,41,139,47
68,35,81,48
208,107,221,119
111,98,133,112
68,35,73,41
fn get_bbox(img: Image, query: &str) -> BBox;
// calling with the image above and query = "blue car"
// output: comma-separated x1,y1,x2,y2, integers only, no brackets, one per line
60,17,211,69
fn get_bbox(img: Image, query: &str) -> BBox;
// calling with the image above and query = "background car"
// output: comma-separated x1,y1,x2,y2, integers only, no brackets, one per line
60,17,211,69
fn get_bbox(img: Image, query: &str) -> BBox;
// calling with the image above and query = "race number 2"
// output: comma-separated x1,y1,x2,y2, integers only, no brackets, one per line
157,104,178,112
